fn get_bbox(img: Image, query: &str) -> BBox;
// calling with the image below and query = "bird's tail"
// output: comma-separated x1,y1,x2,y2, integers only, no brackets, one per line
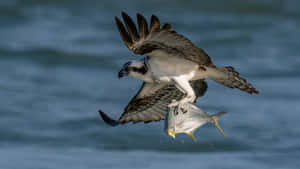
209,66,259,94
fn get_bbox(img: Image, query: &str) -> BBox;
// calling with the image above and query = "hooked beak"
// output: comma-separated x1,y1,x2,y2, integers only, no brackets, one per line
118,68,127,78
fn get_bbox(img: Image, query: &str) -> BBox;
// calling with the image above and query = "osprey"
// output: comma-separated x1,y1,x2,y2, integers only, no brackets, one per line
99,12,258,125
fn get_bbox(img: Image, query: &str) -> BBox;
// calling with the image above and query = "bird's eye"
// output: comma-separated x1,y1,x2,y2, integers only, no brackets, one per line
128,67,133,71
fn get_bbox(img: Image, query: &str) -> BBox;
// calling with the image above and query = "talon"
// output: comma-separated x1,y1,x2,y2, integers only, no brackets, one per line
180,107,187,113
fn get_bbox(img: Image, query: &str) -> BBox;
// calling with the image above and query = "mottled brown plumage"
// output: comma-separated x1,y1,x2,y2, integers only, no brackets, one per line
99,79,208,124
99,12,259,126
115,12,213,65
213,66,258,94
114,12,258,94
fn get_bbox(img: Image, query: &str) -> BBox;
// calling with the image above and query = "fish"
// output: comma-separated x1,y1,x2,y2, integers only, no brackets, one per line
165,101,227,141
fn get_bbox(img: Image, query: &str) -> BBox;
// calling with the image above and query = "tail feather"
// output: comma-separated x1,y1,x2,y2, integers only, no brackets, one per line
212,66,259,94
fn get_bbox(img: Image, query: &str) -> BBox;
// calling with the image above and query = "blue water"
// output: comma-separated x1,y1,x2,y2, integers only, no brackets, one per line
1,0,300,168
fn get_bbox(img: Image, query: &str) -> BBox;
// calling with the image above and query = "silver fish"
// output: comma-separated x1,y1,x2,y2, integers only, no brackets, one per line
165,101,227,141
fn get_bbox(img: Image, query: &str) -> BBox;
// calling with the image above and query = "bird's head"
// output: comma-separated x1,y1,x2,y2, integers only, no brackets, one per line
118,60,147,79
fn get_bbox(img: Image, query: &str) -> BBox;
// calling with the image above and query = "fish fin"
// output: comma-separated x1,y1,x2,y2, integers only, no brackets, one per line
166,130,176,139
211,112,227,137
186,132,197,142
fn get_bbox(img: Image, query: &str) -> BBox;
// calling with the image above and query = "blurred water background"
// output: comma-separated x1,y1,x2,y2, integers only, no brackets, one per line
0,0,300,168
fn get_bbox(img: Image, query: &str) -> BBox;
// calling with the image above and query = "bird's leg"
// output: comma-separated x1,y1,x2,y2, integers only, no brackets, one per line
168,77,196,111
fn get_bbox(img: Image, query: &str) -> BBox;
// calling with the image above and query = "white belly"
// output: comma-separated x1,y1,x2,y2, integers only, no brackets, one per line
148,55,199,82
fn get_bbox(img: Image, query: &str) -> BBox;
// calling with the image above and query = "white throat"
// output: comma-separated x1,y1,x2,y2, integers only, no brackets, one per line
129,59,155,83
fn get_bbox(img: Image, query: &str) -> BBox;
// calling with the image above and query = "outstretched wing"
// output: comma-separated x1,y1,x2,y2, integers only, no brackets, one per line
99,79,208,125
115,12,213,66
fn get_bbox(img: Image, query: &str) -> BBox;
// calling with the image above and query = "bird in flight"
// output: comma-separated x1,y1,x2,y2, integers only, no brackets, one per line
99,12,258,125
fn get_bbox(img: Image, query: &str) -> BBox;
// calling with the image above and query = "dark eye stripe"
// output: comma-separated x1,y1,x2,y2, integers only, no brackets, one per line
136,67,147,74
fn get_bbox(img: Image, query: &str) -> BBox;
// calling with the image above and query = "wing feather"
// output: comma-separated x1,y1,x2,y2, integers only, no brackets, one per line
115,12,213,65
162,23,171,31
121,12,139,42
115,16,133,49
99,79,208,125
137,13,149,39
150,15,160,33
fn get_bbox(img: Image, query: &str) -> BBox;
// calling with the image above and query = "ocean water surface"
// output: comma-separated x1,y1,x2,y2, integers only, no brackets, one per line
0,0,300,169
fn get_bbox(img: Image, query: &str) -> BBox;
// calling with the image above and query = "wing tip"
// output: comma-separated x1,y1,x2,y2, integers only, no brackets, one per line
150,14,160,32
121,11,139,41
114,15,133,49
136,13,149,38
249,88,259,94
98,109,119,127
162,23,171,31
121,11,130,20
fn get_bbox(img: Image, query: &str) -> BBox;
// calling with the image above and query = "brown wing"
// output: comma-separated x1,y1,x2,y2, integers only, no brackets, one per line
115,12,213,66
99,79,208,125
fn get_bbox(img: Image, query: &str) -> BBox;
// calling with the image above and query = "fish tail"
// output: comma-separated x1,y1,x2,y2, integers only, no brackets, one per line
210,112,227,137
